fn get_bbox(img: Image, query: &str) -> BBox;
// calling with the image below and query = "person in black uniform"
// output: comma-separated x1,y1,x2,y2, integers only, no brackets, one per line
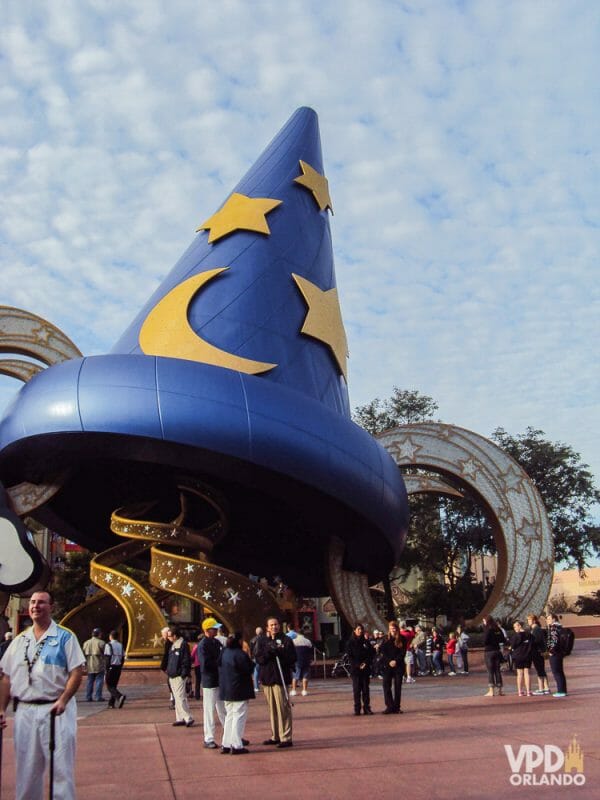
346,623,373,715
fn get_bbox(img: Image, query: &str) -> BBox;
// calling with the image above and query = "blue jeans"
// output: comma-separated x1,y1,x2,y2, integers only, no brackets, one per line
432,651,443,673
86,671,105,701
253,662,260,691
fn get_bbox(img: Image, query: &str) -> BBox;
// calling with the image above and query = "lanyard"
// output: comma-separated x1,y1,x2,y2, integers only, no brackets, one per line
24,638,46,684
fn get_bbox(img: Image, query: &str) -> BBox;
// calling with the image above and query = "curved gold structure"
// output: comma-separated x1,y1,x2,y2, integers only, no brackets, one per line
380,423,554,623
0,306,81,515
86,479,282,660
0,305,82,371
139,269,277,375
328,423,554,627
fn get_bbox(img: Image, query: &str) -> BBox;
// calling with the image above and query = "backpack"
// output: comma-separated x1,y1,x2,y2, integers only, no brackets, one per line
558,627,575,656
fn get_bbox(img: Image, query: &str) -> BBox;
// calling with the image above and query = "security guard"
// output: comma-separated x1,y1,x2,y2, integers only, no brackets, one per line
0,590,85,800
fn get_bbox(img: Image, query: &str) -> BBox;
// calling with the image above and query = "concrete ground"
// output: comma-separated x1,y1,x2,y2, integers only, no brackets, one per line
1,639,598,799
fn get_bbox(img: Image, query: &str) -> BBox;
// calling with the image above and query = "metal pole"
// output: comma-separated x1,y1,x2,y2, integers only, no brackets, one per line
275,656,292,707
48,709,56,800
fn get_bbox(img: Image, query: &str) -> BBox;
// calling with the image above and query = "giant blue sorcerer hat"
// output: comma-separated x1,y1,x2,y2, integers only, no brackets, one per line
0,108,408,594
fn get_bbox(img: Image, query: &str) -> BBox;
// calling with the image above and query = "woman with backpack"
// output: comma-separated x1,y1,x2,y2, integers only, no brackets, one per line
546,613,568,697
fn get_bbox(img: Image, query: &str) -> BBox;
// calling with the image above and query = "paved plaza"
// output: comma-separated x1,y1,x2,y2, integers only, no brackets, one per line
1,639,598,799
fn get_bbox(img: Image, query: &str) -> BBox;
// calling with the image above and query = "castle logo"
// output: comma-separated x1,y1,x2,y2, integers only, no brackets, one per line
504,735,585,786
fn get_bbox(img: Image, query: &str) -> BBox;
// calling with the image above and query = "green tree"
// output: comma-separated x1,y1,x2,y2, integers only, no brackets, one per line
50,550,93,619
352,387,438,434
491,427,600,570
355,388,496,622
573,590,600,615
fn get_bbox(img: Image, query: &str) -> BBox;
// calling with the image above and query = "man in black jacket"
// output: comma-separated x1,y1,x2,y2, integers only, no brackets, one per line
346,623,373,715
166,625,194,727
254,617,296,748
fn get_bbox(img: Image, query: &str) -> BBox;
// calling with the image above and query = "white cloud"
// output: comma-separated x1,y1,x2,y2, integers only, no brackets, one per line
0,0,598,496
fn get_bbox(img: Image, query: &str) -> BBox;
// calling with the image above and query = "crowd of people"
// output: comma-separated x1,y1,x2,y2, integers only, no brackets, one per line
0,592,574,799
344,613,570,715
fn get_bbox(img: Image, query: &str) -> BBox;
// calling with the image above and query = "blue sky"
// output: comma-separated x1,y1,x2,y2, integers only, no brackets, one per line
1,0,599,502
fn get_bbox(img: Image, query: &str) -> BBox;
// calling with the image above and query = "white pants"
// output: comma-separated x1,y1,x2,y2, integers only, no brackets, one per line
222,700,249,749
14,700,77,800
168,676,193,723
202,686,225,743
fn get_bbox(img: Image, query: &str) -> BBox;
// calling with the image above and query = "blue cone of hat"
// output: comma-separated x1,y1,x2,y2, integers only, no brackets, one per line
0,107,408,594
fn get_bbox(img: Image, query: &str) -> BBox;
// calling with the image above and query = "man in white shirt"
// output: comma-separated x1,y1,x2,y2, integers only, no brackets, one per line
0,591,85,800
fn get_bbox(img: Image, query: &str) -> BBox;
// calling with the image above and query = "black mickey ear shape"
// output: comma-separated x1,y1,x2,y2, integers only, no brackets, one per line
0,482,45,593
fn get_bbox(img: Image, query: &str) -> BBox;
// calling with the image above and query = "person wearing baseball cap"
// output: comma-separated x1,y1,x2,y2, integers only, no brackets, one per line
198,618,226,748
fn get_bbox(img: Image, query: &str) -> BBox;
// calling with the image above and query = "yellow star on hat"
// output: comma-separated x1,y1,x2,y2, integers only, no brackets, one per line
197,192,282,243
294,160,333,213
292,273,348,379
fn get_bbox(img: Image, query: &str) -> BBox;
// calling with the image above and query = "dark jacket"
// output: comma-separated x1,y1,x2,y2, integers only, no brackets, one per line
346,634,373,674
547,623,562,656
198,635,222,688
483,626,506,652
530,624,546,653
166,638,191,679
254,633,296,686
160,638,171,672
218,646,256,701
509,631,533,665
379,637,406,672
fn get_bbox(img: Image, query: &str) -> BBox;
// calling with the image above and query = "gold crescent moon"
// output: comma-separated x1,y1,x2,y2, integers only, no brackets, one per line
139,268,277,374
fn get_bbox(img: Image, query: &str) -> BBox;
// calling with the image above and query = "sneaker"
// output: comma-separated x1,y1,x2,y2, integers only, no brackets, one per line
301,690,308,696
186,719,195,727
543,689,551,695
290,690,297,697
204,740,218,748
448,672,456,676
532,689,545,695
553,692,567,698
